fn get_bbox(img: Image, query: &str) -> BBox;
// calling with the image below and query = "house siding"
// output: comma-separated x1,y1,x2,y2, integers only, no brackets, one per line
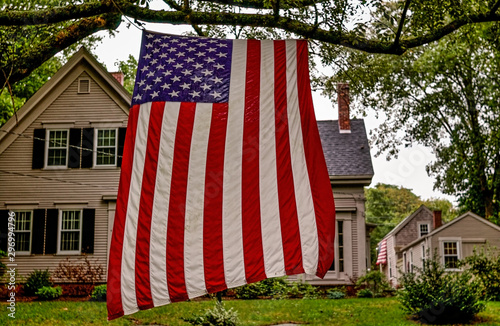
430,215,500,259
0,71,128,280
395,208,433,247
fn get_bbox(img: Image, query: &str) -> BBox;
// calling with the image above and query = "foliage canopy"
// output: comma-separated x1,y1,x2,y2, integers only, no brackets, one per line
2,0,500,88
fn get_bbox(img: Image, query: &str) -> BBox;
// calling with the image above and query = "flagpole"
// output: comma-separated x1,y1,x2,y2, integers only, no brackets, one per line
216,291,222,303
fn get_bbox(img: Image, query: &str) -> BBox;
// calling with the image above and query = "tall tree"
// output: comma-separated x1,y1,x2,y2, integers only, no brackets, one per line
2,0,500,87
325,23,500,223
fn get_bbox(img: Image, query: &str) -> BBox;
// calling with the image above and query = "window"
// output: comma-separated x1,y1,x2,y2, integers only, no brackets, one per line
46,130,68,167
419,223,429,237
328,220,344,272
410,251,414,273
422,244,426,261
95,129,117,166
59,210,82,253
403,252,407,273
389,258,392,278
443,241,459,269
78,78,90,93
14,211,32,253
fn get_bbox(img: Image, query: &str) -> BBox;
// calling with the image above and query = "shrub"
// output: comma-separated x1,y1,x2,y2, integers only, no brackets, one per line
183,301,239,326
287,281,319,299
234,277,288,299
54,257,105,296
25,269,52,296
461,247,500,301
356,270,390,296
398,257,485,324
36,286,62,301
91,284,107,302
327,290,345,299
234,277,319,299
357,289,373,298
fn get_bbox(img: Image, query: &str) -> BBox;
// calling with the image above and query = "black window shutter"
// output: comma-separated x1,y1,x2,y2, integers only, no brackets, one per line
68,128,81,168
32,129,46,169
81,209,95,254
0,210,9,252
117,127,127,167
45,209,58,255
31,209,46,255
81,128,94,168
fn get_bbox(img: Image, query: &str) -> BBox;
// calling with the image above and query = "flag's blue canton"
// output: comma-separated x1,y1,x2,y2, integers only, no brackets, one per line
132,32,233,105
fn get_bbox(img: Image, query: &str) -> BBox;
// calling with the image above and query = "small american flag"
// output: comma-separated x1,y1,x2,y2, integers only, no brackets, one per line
376,239,388,265
107,30,335,320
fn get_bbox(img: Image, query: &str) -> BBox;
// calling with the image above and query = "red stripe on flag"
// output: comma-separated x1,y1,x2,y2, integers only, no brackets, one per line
166,102,196,302
296,40,335,278
242,39,267,283
204,103,229,293
274,40,304,275
135,102,165,309
107,104,140,320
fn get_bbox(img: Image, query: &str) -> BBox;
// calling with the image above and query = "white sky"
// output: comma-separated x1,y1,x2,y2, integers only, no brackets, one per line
93,22,457,204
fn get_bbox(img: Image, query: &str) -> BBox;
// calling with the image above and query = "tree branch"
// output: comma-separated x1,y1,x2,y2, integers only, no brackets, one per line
393,0,411,47
491,0,500,16
1,1,500,55
197,0,319,10
162,0,206,36
0,2,116,26
0,13,122,88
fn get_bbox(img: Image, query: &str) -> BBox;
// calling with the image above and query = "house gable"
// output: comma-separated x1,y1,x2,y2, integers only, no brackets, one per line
0,47,131,156
394,206,433,247
380,205,433,248
0,48,131,278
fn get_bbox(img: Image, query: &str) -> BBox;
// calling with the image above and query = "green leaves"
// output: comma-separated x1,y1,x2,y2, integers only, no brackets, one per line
327,22,500,220
398,256,485,324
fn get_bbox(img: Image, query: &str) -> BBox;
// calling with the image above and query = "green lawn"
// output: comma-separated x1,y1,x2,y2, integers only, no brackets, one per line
2,298,500,325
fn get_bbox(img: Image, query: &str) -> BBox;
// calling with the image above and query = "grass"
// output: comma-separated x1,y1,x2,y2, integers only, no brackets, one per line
1,298,500,325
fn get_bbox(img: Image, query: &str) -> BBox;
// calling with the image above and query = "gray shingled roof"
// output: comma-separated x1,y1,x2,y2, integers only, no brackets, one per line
317,119,374,176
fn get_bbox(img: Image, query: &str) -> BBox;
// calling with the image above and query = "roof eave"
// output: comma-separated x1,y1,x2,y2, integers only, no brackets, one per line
330,174,373,186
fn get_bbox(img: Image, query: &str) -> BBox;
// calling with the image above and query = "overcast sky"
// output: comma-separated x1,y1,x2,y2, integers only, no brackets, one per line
93,22,457,204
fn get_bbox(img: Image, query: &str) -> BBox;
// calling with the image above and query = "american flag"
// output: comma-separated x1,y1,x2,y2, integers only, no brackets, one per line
107,30,335,320
376,239,388,265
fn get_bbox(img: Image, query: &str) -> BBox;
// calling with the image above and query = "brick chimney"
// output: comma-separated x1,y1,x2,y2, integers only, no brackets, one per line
337,83,351,133
110,72,124,85
433,210,442,230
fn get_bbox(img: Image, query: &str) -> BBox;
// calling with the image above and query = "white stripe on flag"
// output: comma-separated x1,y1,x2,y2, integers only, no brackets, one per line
149,102,181,307
223,39,247,287
184,103,212,298
259,40,285,278
121,102,152,314
285,41,318,274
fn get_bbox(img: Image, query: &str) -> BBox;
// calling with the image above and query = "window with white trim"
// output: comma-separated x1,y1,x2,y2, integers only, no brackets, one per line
59,210,82,253
443,241,459,269
422,244,426,261
419,223,429,237
95,128,117,166
46,129,68,167
14,211,32,253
